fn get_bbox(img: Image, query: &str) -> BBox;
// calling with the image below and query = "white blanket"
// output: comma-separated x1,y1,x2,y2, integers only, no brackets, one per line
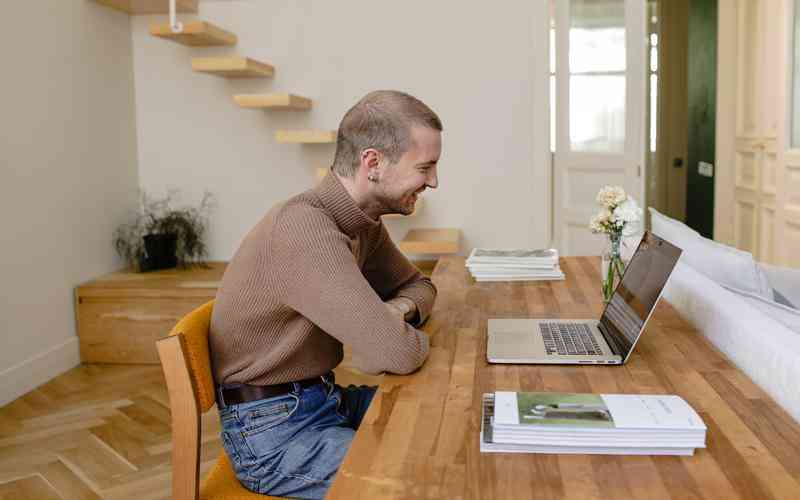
663,262,800,424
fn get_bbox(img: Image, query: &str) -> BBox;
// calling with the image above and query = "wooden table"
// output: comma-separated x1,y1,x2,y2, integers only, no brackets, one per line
327,256,800,499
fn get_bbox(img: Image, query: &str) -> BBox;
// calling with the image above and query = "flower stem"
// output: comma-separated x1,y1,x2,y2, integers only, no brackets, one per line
613,257,625,281
604,255,615,302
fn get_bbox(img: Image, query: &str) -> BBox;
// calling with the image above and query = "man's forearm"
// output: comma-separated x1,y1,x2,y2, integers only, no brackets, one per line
393,278,436,325
386,296,417,322
363,227,437,326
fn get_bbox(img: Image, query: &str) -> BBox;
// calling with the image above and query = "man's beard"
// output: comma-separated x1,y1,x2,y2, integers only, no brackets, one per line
376,188,415,216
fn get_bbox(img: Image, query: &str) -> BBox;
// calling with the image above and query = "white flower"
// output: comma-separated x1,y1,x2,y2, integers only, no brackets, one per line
622,220,642,236
613,198,643,236
590,186,643,236
596,185,627,208
589,209,614,234
613,198,642,224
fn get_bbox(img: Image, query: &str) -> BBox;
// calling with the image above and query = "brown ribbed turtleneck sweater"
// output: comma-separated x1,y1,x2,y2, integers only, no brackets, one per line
209,172,435,386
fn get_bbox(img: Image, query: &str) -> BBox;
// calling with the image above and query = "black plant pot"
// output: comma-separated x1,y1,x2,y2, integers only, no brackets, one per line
140,233,178,272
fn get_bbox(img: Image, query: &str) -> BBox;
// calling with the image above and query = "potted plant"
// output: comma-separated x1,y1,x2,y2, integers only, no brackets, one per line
113,190,215,272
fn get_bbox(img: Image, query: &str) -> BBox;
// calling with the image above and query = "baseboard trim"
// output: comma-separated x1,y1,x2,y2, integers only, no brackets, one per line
0,337,80,407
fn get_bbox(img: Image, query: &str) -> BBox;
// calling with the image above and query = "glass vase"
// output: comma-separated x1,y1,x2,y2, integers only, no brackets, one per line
600,232,625,303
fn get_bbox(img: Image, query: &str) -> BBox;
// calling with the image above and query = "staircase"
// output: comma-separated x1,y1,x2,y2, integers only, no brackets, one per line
93,0,461,262
191,57,274,78
398,229,461,255
233,93,313,110
276,130,337,144
94,0,198,14
150,20,236,46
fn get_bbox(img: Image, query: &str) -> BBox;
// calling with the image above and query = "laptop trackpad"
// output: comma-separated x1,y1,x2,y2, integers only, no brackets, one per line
488,330,544,360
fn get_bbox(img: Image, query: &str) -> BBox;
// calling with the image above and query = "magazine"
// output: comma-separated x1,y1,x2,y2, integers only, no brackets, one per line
466,248,564,282
480,392,706,455
470,248,559,260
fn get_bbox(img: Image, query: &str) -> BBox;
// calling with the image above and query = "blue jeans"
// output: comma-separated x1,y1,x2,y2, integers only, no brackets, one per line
217,374,376,499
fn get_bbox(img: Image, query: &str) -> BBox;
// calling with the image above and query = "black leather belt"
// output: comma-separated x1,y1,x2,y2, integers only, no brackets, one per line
219,375,326,407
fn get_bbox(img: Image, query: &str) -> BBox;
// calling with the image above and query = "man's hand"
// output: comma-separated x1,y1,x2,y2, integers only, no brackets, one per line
385,297,417,323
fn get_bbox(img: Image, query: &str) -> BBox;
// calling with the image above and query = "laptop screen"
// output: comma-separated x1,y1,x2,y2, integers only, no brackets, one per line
598,231,682,361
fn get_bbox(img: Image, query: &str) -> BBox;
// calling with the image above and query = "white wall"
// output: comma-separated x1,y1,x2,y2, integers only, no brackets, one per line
0,1,140,405
131,0,552,259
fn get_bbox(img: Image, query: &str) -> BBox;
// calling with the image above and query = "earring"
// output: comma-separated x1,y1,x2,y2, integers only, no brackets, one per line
368,174,378,182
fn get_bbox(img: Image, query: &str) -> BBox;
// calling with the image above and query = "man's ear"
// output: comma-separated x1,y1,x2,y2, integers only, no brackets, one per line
360,148,381,169
360,148,382,180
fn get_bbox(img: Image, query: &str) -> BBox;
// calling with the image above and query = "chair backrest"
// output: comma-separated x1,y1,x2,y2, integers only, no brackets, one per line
156,299,216,500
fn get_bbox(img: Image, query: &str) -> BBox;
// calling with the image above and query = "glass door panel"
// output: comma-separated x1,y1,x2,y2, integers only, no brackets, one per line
569,0,627,152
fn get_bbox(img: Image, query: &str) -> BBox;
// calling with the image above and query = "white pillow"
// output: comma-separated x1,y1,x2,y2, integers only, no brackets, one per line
760,262,800,308
649,207,772,299
722,284,800,334
648,207,700,246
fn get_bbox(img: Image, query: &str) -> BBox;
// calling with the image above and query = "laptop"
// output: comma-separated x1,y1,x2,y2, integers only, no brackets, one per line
487,231,682,365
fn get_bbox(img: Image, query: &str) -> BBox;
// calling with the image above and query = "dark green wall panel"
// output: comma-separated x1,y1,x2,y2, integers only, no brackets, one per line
686,0,717,237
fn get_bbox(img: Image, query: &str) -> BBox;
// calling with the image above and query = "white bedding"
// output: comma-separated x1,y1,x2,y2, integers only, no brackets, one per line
663,262,800,424
762,262,800,308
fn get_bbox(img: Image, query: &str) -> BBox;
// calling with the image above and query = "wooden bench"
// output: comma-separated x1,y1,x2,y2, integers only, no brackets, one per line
75,263,225,364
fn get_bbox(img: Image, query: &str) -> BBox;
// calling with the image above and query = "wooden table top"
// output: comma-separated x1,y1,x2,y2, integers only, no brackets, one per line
327,256,800,500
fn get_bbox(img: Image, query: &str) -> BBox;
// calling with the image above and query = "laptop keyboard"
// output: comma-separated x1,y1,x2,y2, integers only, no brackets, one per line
540,322,603,356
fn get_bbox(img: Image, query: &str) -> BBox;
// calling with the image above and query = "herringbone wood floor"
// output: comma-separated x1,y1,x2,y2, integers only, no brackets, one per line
0,357,381,500
0,363,218,500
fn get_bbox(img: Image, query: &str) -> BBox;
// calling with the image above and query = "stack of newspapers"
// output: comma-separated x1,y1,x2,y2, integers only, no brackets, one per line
466,248,565,282
481,391,707,456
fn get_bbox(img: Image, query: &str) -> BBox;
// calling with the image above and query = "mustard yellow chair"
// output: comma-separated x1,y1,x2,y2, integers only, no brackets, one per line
156,300,280,499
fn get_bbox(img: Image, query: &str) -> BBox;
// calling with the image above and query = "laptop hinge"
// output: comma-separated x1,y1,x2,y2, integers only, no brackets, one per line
597,321,622,357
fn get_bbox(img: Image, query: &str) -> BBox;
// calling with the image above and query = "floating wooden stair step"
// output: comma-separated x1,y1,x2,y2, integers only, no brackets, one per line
93,0,198,14
192,57,274,78
150,20,237,46
234,93,312,110
399,228,461,255
413,259,437,277
276,130,337,144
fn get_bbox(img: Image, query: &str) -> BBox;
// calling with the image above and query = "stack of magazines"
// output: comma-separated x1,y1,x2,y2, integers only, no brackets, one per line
481,392,707,456
466,248,565,282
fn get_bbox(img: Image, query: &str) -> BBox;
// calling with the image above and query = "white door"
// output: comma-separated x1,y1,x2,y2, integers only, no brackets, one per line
731,0,782,263
717,0,787,265
552,0,646,256
780,0,800,268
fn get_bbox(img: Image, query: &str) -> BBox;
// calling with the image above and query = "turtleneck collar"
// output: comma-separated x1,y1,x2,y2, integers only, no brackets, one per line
314,169,380,238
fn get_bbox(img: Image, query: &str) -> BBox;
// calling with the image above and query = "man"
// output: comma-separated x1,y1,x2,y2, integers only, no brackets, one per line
209,90,442,499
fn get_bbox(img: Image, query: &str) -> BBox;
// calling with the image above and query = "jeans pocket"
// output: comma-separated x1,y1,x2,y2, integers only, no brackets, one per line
242,394,299,435
241,393,302,459
220,429,243,466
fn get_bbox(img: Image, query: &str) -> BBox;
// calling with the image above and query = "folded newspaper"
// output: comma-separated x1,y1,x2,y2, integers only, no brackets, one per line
466,248,565,282
481,392,706,455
